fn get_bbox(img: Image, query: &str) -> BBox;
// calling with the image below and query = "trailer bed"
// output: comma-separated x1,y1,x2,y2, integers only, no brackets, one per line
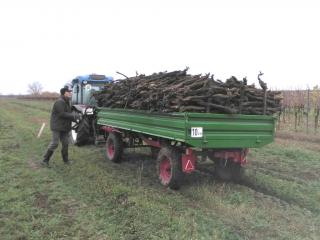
96,108,275,149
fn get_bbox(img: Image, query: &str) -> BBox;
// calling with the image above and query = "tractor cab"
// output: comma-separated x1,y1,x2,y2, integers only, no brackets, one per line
71,74,113,106
70,74,113,145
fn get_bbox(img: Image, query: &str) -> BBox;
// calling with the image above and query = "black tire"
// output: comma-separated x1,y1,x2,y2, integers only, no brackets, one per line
91,120,100,146
104,132,123,163
156,147,182,189
76,116,91,146
215,160,243,182
150,147,160,159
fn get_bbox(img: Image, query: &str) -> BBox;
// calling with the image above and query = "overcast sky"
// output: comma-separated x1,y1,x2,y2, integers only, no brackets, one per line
0,0,319,94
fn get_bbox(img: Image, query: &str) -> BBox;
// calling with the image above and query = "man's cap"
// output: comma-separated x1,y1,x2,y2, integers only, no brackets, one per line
60,86,72,95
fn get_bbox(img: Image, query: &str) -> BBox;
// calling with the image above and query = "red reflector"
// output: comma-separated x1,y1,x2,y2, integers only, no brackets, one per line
182,148,196,173
185,160,194,171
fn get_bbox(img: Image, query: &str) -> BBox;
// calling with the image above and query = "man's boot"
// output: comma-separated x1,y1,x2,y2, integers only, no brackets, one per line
61,149,71,164
41,150,53,167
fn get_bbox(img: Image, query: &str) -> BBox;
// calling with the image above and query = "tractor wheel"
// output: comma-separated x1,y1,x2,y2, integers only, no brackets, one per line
215,159,243,182
75,116,91,146
150,147,160,159
105,132,123,163
156,147,182,189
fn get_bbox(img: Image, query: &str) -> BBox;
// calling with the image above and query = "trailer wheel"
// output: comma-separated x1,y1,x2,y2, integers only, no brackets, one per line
75,116,91,146
156,147,182,189
215,160,243,182
105,132,123,163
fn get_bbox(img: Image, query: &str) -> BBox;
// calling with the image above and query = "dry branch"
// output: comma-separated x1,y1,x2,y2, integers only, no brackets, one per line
94,69,281,115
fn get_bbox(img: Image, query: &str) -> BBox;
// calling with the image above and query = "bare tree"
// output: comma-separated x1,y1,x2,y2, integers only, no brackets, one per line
28,82,43,95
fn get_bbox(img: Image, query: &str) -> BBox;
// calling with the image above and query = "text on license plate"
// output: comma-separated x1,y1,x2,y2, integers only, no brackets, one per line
191,127,203,138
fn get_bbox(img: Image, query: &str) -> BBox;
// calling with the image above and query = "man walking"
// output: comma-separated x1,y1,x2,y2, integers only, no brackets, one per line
41,86,79,166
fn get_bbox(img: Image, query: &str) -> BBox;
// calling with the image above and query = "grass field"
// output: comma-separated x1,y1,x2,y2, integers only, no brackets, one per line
1,98,319,240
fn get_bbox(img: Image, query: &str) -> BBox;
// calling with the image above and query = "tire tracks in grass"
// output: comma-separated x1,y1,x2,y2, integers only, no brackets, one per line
249,163,310,184
178,167,320,239
195,163,319,215
154,161,318,239
238,170,319,215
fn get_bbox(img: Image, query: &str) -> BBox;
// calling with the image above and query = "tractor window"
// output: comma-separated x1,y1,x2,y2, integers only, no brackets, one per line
90,84,104,91
73,85,79,94
71,84,80,105
91,86,101,91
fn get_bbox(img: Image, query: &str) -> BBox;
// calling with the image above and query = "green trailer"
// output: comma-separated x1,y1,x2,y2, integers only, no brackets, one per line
69,74,276,189
92,107,276,189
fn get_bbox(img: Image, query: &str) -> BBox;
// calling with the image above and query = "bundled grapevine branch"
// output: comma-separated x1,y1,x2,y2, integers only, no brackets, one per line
94,68,281,115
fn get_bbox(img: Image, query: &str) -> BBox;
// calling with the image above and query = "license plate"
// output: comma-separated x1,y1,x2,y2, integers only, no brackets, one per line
191,127,203,138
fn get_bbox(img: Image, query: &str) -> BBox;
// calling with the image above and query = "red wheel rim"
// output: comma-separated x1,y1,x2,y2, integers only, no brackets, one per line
107,140,115,159
159,157,171,184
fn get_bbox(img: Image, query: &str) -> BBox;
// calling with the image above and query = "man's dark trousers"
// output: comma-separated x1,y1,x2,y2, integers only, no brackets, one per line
43,131,70,163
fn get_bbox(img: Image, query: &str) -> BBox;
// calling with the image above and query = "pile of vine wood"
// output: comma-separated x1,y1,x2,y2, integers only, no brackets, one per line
94,68,281,115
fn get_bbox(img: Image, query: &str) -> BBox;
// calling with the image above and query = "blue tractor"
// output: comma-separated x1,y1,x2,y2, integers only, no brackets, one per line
70,74,113,145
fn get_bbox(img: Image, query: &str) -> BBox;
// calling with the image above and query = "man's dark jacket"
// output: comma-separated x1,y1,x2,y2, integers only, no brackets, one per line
50,96,75,132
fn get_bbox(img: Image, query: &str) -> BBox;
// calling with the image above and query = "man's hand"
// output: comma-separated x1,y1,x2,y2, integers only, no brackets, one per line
72,112,82,123
77,113,83,123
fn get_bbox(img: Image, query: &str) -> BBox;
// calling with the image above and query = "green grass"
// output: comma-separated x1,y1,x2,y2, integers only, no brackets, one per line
1,98,320,239
247,142,320,213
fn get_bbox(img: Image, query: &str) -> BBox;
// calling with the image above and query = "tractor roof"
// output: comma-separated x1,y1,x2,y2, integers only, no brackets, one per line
72,74,113,85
